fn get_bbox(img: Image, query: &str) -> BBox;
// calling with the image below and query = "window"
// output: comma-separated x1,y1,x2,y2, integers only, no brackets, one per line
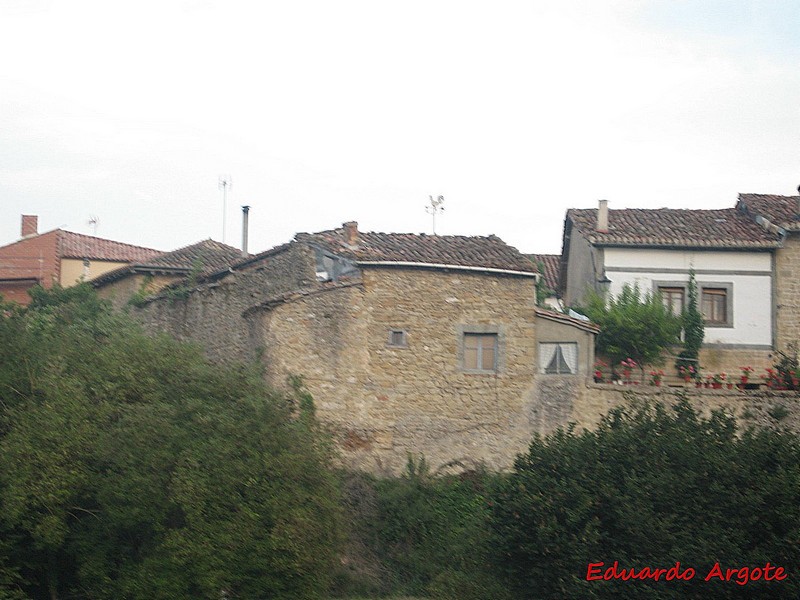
463,333,498,372
702,288,727,324
654,280,733,327
387,329,407,347
658,286,685,316
539,343,578,375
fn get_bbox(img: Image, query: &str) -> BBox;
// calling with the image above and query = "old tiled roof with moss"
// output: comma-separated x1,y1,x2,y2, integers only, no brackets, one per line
526,254,560,290
57,230,162,261
92,239,243,286
566,207,781,249
296,224,538,274
737,193,800,230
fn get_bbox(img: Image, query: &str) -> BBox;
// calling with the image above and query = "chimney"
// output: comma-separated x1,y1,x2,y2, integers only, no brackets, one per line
241,205,250,256
343,221,359,246
21,215,38,238
597,200,609,233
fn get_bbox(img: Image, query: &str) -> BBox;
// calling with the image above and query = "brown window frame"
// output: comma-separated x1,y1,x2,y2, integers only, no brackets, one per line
458,325,502,374
658,286,685,316
702,288,728,325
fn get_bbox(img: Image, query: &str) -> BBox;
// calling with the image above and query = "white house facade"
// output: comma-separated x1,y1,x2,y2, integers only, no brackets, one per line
560,199,784,372
603,247,773,349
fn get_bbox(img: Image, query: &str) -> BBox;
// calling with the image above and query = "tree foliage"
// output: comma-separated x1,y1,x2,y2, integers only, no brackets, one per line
491,399,800,599
676,269,704,374
0,284,341,600
576,283,682,367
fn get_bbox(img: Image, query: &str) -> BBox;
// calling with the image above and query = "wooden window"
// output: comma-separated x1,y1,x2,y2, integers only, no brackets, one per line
463,333,497,372
658,286,685,316
702,288,727,324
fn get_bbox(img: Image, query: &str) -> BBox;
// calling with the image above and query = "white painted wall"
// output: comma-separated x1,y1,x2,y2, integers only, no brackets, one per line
602,248,772,347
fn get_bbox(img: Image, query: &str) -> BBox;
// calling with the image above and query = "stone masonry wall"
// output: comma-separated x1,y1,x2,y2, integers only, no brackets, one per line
133,243,318,365
776,233,800,355
259,267,540,475
571,383,800,437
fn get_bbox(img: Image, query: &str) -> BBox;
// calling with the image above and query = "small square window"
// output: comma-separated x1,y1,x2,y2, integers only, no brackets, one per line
387,329,407,347
463,333,498,372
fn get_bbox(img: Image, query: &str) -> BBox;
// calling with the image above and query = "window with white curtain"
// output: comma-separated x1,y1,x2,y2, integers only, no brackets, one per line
539,342,578,375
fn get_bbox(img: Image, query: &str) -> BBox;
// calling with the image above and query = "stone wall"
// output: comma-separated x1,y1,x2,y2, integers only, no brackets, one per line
133,243,318,364
97,273,181,311
257,267,542,474
570,383,800,436
776,232,800,355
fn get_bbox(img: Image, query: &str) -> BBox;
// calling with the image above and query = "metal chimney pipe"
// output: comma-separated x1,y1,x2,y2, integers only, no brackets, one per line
241,205,250,256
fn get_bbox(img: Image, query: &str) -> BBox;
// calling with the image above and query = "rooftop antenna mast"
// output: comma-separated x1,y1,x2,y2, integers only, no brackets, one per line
426,195,445,234
88,216,99,236
219,175,233,243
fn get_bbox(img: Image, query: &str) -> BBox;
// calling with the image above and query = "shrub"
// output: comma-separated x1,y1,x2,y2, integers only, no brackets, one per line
491,399,800,599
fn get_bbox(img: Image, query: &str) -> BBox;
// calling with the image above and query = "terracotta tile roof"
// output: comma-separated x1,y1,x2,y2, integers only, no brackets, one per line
142,239,243,274
296,223,538,275
526,254,560,290
567,207,780,249
57,230,162,261
92,239,243,286
737,193,800,230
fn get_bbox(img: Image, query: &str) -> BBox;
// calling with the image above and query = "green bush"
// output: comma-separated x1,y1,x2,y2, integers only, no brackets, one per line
576,284,682,368
335,457,509,600
0,284,341,600
491,399,800,599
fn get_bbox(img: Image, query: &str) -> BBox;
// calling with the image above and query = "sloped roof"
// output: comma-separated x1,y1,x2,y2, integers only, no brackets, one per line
534,306,600,333
142,239,243,273
92,239,243,286
738,193,800,230
566,207,781,249
296,224,538,275
57,230,161,261
526,254,560,291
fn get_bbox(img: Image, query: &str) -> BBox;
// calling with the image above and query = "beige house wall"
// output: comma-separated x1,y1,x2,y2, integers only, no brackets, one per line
60,258,129,286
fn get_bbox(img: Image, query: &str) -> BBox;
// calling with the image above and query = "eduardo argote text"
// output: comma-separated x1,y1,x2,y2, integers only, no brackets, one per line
586,561,787,586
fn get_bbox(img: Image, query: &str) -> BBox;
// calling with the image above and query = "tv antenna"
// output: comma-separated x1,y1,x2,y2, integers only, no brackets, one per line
219,175,233,243
425,195,445,234
87,216,99,236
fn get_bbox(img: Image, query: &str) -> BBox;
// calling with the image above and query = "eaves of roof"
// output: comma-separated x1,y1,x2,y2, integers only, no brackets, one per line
534,306,600,333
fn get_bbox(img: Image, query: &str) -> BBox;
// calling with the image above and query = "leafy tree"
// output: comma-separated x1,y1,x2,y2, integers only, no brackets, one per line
0,284,341,600
676,269,704,375
576,283,682,368
491,399,800,599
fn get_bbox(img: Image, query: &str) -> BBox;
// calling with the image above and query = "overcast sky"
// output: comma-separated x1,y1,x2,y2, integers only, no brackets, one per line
1,0,798,256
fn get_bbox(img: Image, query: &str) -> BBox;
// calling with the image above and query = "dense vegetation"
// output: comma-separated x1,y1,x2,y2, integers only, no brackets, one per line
491,399,800,599
0,285,341,600
575,283,682,368
2,286,799,600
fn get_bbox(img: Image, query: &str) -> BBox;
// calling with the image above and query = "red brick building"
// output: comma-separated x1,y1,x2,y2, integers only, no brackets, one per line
0,215,161,305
